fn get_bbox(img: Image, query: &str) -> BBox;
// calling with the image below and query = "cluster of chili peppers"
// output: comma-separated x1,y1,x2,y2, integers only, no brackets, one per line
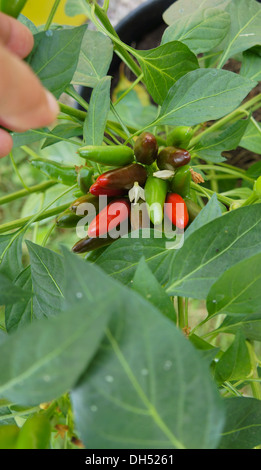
53,126,204,254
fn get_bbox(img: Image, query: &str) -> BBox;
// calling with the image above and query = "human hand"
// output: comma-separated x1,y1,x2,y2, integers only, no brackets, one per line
0,12,59,157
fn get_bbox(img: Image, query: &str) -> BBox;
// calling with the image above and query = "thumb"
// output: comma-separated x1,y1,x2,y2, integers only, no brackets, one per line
0,43,59,132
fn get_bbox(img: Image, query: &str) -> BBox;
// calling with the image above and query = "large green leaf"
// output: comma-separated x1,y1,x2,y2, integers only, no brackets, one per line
162,7,230,55
150,69,255,128
72,30,113,88
95,230,174,286
132,257,176,322
240,48,261,81
63,254,224,449
110,90,157,130
193,118,250,163
163,0,229,25
83,76,111,145
133,42,199,105
214,331,251,384
5,267,33,333
65,0,91,16
0,232,23,281
219,397,261,449
207,253,261,316
239,118,261,154
166,205,261,299
26,241,65,319
218,312,261,342
0,300,111,406
218,0,261,68
27,25,86,98
185,194,223,238
0,273,30,306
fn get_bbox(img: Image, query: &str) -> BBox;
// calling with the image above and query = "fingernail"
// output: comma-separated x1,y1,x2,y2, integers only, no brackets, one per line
45,90,59,117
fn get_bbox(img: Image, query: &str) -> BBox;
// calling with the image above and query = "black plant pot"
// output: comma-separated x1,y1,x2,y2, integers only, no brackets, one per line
79,0,174,104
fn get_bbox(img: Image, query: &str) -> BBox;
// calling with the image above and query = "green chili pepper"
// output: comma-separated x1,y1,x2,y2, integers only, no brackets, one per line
0,0,27,18
77,167,94,193
56,209,82,228
170,164,191,199
69,193,100,213
78,145,134,166
15,414,51,449
157,147,191,170
134,132,158,165
31,159,77,186
144,176,168,226
185,199,202,222
166,126,194,148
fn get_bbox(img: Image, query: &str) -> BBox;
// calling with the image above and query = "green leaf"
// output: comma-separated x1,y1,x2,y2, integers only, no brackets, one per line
0,273,30,305
95,229,173,286
189,334,219,365
133,41,199,105
163,0,229,25
132,257,176,322
162,8,230,55
185,194,223,238
16,414,51,449
83,76,111,145
27,25,86,98
218,0,261,68
218,312,261,342
207,253,261,316
5,267,33,333
26,241,64,319
239,118,261,154
0,425,20,449
240,48,261,81
166,204,261,299
219,397,261,449
214,331,251,384
65,0,91,17
246,160,261,179
152,69,255,128
193,118,250,163
70,294,224,448
0,232,23,281
0,300,111,406
110,90,157,130
41,122,82,148
72,30,113,88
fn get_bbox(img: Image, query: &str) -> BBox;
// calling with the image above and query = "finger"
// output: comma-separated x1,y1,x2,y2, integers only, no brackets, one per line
0,128,13,158
0,43,59,132
0,12,34,59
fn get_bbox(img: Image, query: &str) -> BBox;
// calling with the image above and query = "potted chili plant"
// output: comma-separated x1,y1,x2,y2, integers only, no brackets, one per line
0,0,261,451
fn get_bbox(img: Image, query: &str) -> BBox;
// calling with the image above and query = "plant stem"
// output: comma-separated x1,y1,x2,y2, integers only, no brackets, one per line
88,1,141,77
44,0,62,31
0,202,70,234
58,102,86,122
194,164,254,183
184,298,189,328
113,73,144,106
9,151,30,191
177,297,185,329
66,85,89,111
190,181,233,205
247,341,261,400
0,180,57,206
189,93,261,147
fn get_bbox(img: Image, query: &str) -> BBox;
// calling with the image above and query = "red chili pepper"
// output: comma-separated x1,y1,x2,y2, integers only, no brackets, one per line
164,193,189,229
88,199,130,238
95,163,147,190
89,182,126,197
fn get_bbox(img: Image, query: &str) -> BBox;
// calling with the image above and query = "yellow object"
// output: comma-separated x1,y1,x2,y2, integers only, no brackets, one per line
21,0,86,26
